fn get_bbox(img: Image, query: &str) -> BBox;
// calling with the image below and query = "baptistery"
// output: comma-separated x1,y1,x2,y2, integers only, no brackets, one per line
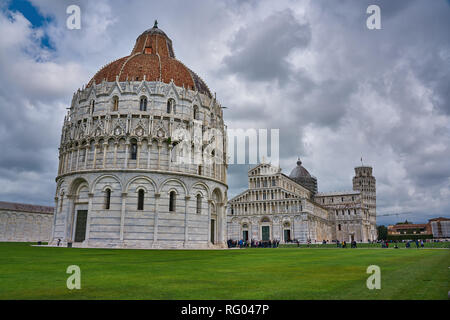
50,22,228,248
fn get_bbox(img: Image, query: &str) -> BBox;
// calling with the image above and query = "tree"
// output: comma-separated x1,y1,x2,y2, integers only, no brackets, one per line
377,225,388,240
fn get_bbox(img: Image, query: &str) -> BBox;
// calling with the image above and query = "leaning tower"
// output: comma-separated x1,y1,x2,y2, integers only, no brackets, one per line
50,22,228,249
352,166,377,240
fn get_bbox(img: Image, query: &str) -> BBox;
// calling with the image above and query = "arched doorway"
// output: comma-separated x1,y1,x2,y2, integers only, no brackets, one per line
283,221,291,243
260,216,271,241
68,178,90,243
242,223,249,241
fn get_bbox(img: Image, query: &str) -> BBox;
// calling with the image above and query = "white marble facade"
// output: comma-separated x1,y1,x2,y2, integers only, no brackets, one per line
227,163,332,243
50,26,228,249
52,172,227,248
227,163,377,243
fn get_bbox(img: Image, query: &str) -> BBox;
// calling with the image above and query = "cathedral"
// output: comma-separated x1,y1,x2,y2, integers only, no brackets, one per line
227,160,377,243
50,23,228,249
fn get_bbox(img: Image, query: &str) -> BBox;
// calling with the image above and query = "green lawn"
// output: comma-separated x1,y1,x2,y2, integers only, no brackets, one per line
279,241,450,249
0,242,448,300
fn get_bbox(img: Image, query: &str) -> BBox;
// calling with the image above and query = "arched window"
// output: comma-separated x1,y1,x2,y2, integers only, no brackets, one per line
140,96,147,111
80,148,86,163
196,194,202,214
137,189,144,210
112,96,119,111
89,140,95,159
105,188,111,210
167,99,175,114
193,105,199,120
338,224,341,231
130,140,137,160
91,100,95,114
169,191,176,212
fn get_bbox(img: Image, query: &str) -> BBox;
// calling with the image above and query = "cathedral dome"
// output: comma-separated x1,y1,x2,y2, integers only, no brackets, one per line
87,21,212,98
289,159,312,179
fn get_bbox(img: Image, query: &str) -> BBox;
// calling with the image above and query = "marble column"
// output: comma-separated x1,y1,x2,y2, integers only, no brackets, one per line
92,143,98,169
207,199,212,246
147,142,152,169
113,142,118,168
124,142,129,168
102,141,108,168
119,192,127,241
75,147,80,171
153,193,160,245
184,195,190,246
136,142,142,168
157,144,161,169
85,193,94,242
84,146,89,169
65,195,75,242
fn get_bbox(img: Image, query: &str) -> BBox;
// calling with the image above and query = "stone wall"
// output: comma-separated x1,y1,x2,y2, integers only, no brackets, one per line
0,201,54,242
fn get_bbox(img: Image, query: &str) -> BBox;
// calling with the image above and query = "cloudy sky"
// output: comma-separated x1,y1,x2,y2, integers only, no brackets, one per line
0,0,449,225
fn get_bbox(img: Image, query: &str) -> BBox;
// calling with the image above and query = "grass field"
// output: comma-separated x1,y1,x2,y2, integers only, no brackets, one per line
279,242,450,249
0,242,448,300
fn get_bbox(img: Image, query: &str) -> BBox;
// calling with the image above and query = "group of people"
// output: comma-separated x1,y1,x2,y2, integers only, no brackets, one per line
335,240,358,248
405,239,425,248
381,239,425,248
227,238,431,249
227,239,280,248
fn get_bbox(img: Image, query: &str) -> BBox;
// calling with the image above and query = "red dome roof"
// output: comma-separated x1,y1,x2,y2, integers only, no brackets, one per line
87,23,212,98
